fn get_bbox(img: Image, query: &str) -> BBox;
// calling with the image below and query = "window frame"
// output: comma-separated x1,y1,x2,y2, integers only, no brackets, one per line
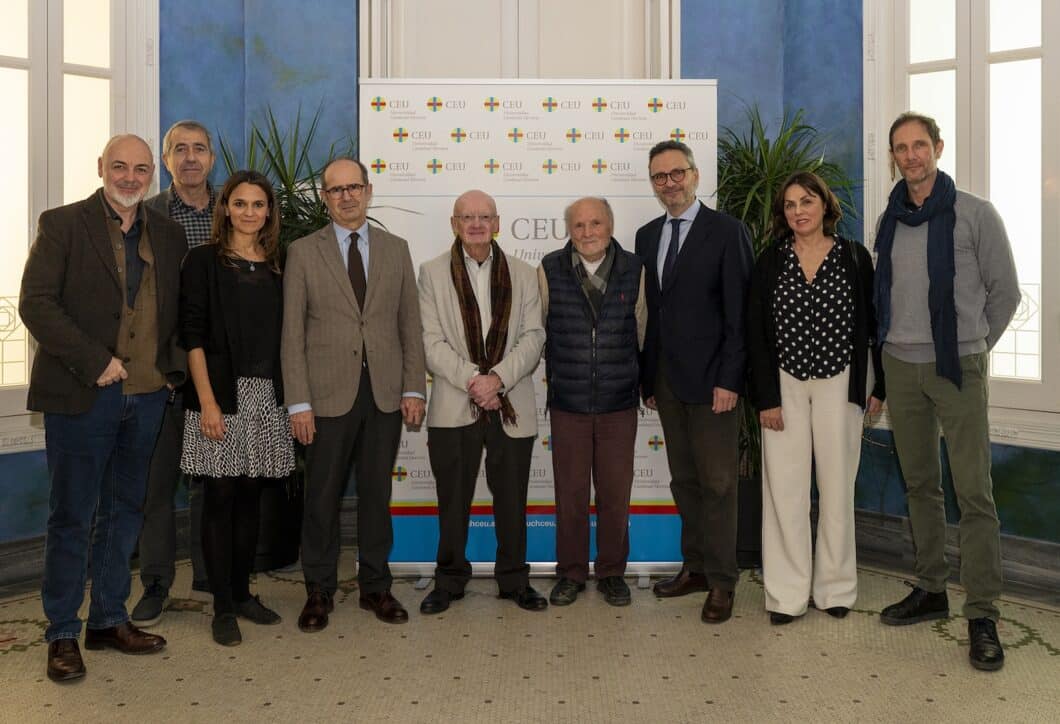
863,0,1060,450
0,0,158,453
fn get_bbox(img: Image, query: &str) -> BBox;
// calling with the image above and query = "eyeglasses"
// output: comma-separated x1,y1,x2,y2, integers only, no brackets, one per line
324,183,367,198
650,167,694,186
454,214,496,224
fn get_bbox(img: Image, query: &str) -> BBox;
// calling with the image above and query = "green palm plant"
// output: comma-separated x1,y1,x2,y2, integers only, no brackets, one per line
218,104,355,248
716,105,860,477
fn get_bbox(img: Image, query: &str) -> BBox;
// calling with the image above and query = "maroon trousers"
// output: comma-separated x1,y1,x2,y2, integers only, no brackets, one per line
550,407,638,582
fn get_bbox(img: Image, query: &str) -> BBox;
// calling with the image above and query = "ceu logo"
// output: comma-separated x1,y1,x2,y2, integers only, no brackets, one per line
484,96,500,111
648,435,664,451
484,158,500,174
565,128,582,143
392,127,409,143
647,97,664,113
392,466,408,481
426,158,443,174
541,436,552,451
427,96,443,112
686,130,710,141
542,159,558,175
541,96,558,112
670,128,686,142
507,128,524,143
592,97,608,112
592,159,607,174
614,128,630,143
370,96,387,111
370,158,387,174
450,127,467,143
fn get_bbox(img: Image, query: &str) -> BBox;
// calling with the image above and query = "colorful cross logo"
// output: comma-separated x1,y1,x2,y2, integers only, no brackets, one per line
371,96,387,111
392,127,409,143
614,128,630,143
541,436,552,451
592,97,608,112
508,128,524,143
670,128,686,142
427,96,443,112
392,466,408,481
565,128,582,143
648,435,664,450
592,159,607,174
450,127,467,143
370,158,387,174
648,97,663,112
541,97,558,112
484,158,500,174
484,96,500,111
542,159,558,174
426,158,443,174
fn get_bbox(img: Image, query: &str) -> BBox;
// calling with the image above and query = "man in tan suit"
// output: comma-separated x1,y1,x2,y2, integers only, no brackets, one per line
416,189,546,615
282,157,426,629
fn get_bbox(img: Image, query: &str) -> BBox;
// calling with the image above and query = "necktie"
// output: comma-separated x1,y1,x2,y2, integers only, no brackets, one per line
347,232,366,309
662,218,682,286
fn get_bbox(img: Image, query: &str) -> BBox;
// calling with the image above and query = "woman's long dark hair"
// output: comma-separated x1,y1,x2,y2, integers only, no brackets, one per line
209,170,282,272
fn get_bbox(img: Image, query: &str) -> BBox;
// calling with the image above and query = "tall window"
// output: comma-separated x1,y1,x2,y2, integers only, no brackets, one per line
865,0,1059,418
0,0,157,429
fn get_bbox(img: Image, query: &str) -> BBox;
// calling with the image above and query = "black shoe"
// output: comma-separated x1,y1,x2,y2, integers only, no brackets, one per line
235,595,282,625
211,613,242,646
596,576,632,607
549,578,586,606
968,618,1005,671
420,589,464,615
769,612,795,625
130,581,169,627
499,585,548,611
880,585,949,626
825,606,850,619
192,579,211,593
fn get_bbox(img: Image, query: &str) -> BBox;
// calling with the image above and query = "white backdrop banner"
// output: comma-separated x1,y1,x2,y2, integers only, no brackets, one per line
358,79,717,569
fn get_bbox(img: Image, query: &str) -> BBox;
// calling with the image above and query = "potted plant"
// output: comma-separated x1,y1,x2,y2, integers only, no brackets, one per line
218,104,355,572
716,105,859,567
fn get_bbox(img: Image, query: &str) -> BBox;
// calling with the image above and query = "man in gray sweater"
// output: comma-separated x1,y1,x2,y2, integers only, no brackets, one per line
873,112,1020,672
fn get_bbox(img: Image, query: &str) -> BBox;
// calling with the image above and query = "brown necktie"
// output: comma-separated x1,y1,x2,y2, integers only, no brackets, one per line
347,232,366,309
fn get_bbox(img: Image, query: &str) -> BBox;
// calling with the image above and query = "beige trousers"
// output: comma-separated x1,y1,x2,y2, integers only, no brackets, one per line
761,366,864,615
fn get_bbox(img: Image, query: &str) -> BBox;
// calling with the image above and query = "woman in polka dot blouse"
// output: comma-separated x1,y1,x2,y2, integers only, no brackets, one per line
746,171,885,626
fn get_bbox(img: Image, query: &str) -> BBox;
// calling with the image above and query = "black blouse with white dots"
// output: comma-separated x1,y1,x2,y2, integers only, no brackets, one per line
772,238,854,381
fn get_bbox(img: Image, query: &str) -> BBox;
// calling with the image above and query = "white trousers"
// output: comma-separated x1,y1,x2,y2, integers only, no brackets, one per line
761,366,864,615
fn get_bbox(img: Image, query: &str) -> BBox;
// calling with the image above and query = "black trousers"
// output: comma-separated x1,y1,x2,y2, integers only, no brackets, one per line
139,389,206,589
301,367,402,595
654,367,740,591
427,414,534,594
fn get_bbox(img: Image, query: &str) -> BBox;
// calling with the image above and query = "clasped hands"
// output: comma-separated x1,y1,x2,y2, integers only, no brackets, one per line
468,372,503,411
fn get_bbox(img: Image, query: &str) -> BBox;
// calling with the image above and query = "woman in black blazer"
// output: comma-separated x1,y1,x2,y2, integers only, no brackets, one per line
747,171,884,626
179,170,293,645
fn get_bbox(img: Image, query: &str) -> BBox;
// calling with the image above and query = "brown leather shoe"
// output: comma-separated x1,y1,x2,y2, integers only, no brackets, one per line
298,591,334,633
701,588,734,624
360,591,409,624
653,567,709,598
83,622,166,654
47,639,86,682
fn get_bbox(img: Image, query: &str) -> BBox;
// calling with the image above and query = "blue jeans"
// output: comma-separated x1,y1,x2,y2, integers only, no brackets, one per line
41,384,168,641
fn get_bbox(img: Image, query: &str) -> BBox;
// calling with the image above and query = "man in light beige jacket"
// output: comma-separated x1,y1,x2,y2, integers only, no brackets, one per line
416,190,546,615
282,157,426,630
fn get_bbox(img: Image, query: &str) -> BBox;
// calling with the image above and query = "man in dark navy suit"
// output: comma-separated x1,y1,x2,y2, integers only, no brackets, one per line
635,140,753,623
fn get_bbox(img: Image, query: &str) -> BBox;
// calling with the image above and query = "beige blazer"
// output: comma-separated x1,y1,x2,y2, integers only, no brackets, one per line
281,223,426,418
418,250,544,438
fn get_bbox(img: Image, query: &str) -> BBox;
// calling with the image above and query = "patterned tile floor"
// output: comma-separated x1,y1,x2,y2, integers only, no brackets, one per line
1,555,1057,723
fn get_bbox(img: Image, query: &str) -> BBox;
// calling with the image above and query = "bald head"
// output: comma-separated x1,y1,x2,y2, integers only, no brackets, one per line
451,189,500,261
98,134,154,212
566,196,614,263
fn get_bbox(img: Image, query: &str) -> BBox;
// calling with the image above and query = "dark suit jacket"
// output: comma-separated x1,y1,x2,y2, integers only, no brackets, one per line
20,190,188,414
179,244,284,414
635,202,753,404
